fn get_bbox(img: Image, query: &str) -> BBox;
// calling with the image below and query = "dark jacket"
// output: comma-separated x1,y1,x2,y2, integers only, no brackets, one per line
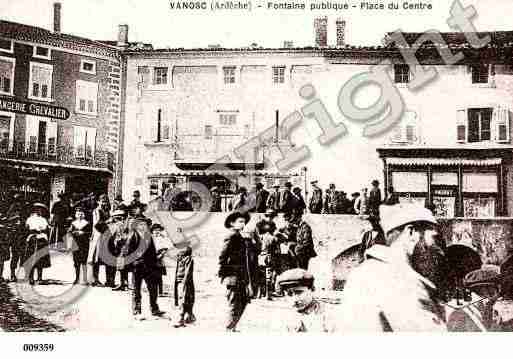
266,190,280,212
218,231,253,286
368,187,382,216
255,189,269,213
295,221,317,261
280,189,294,213
309,188,323,214
124,220,159,273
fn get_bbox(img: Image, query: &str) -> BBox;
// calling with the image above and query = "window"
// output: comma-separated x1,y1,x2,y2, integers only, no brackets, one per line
205,125,213,139
223,66,236,84
471,64,489,84
29,62,53,101
468,108,492,142
272,66,285,84
80,59,96,75
390,111,418,144
0,114,12,152
219,113,237,125
494,105,510,143
33,46,51,60
153,67,168,85
394,64,410,83
73,126,96,159
243,124,250,139
0,39,13,53
25,116,57,155
75,80,98,115
0,57,15,95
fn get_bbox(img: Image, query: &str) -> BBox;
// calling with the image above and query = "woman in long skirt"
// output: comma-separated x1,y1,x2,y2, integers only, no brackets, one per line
67,207,92,285
23,203,51,285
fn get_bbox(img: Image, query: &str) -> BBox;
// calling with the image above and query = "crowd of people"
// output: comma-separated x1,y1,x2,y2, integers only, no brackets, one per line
0,177,505,332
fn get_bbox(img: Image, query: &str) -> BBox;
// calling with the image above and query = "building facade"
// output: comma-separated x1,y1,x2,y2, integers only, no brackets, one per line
120,24,513,218
0,15,122,209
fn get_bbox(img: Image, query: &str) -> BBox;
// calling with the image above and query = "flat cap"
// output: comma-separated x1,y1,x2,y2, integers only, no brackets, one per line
380,203,437,234
277,268,314,289
111,209,126,218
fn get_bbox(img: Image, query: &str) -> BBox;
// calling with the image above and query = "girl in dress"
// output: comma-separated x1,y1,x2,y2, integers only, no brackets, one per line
24,203,51,285
67,207,92,285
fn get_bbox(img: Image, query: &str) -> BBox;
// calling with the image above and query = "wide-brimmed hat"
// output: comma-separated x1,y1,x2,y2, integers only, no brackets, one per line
284,182,292,188
150,223,165,232
114,194,123,201
224,211,251,229
264,209,277,218
379,203,437,234
310,180,318,185
111,209,126,218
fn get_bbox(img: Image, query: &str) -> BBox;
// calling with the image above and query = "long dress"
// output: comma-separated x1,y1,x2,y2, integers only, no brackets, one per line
68,220,92,265
23,215,51,270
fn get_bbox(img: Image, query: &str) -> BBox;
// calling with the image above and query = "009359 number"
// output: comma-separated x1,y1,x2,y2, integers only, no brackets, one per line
23,344,55,352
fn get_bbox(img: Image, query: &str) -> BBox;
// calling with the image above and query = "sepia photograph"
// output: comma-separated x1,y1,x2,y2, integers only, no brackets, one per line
0,0,513,353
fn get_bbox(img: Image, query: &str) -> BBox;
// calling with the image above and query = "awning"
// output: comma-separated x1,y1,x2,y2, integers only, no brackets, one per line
387,157,502,166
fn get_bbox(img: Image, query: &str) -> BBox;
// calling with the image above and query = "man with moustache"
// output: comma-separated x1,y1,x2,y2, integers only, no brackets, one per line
338,203,447,331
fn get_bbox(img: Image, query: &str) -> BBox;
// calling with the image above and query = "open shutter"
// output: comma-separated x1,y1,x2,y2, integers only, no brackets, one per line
495,106,510,143
85,127,96,159
73,126,86,158
47,121,57,155
26,116,39,153
456,109,467,143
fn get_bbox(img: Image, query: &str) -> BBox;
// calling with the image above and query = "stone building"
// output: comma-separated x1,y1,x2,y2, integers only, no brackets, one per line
0,3,122,208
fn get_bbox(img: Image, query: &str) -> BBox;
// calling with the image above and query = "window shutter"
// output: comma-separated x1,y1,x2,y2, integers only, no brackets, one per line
25,116,39,153
496,106,510,143
47,121,57,155
391,124,404,143
86,127,96,159
456,109,467,143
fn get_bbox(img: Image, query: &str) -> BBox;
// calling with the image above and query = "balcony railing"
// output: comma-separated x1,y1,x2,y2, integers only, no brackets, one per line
0,140,114,172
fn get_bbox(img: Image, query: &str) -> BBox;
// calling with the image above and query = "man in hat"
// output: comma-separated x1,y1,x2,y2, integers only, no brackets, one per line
308,180,323,214
354,188,369,216
291,208,316,270
255,182,269,213
112,194,127,212
277,268,336,332
210,187,222,212
324,183,337,214
163,178,181,211
292,187,306,213
266,181,281,212
110,209,130,291
255,209,279,299
50,193,70,245
338,203,447,331
218,211,255,332
368,180,382,217
279,182,294,214
124,213,165,320
171,233,196,328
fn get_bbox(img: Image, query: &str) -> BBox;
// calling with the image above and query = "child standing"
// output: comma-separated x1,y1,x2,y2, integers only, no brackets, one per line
173,231,195,328
150,223,168,296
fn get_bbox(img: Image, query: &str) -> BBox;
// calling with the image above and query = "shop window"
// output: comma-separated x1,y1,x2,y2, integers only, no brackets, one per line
0,57,15,95
29,62,53,101
153,67,168,85
76,80,98,115
223,66,236,84
272,66,285,84
25,116,57,156
394,64,410,84
471,64,489,84
0,115,11,152
464,197,496,218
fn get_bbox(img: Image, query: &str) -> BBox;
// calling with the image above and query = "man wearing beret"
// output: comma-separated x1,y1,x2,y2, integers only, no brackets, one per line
338,203,447,331
218,211,255,332
277,268,336,332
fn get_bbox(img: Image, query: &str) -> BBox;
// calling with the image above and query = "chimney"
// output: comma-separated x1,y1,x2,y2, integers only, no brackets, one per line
117,24,129,48
283,41,294,48
53,2,61,33
336,18,346,47
314,17,328,47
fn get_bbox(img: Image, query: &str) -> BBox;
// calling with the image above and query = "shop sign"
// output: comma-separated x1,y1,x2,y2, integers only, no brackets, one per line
0,97,70,120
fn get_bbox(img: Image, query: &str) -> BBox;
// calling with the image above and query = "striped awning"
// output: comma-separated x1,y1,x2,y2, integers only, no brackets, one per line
387,157,502,166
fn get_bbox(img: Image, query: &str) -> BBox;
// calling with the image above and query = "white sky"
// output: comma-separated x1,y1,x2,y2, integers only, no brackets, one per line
1,0,513,49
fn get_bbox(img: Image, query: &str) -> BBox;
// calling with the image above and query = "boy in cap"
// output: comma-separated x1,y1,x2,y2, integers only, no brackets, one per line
218,211,254,332
338,203,447,331
277,268,336,332
255,209,279,299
